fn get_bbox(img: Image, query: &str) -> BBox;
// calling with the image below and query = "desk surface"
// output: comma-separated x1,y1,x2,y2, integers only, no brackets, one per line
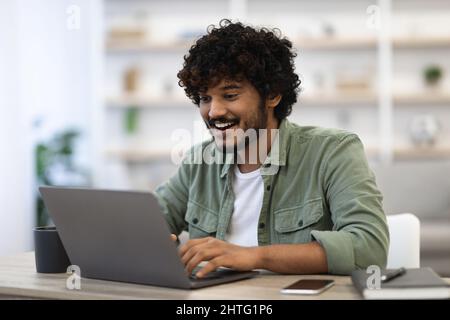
0,252,448,300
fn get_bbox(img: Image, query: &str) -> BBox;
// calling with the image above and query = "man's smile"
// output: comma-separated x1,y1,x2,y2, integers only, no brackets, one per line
209,119,240,131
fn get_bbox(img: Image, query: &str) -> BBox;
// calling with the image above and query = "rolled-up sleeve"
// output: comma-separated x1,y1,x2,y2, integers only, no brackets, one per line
311,134,390,275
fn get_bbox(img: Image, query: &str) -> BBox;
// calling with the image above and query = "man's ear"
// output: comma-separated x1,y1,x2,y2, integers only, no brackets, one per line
265,94,282,109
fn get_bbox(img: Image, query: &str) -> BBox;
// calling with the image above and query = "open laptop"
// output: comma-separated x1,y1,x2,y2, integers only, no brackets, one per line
39,186,258,289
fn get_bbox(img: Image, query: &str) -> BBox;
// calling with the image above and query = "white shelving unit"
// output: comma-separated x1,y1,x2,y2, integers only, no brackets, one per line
97,0,450,190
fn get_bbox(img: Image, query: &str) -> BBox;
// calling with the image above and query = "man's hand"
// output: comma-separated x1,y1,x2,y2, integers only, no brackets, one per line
179,237,260,278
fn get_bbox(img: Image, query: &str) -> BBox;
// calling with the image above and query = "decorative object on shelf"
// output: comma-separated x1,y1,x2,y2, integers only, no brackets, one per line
336,110,351,128
123,67,140,93
409,114,441,147
107,11,149,44
163,78,175,97
423,64,443,89
320,21,336,38
312,72,325,90
108,27,146,43
125,107,140,134
122,66,141,134
335,66,374,95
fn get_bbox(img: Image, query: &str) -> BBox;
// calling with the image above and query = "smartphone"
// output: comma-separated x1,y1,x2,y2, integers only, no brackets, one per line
280,279,335,295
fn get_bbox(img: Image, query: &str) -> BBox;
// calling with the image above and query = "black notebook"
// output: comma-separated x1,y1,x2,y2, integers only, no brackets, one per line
351,268,450,299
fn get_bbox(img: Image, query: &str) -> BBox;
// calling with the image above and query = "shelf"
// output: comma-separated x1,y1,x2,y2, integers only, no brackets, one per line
105,145,450,163
393,146,450,160
295,37,377,50
393,37,450,49
365,146,450,160
105,148,172,162
106,38,378,53
364,146,380,158
301,93,450,106
105,96,190,108
106,147,380,162
106,145,378,163
105,36,450,54
105,93,450,109
105,40,191,53
105,93,378,108
300,93,377,106
393,94,450,106
296,36,450,50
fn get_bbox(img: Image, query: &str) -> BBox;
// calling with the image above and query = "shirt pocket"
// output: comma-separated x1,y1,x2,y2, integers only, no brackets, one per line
274,198,323,244
185,200,219,239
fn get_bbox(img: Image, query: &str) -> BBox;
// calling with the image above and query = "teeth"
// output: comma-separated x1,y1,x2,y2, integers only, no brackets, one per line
215,122,234,128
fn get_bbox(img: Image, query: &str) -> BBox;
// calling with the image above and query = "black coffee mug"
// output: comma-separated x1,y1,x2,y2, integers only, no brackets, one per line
34,226,71,273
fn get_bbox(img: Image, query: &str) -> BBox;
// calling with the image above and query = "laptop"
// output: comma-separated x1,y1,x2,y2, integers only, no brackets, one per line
39,186,258,289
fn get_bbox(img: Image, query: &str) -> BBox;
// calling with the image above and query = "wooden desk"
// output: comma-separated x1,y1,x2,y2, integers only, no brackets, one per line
0,252,447,300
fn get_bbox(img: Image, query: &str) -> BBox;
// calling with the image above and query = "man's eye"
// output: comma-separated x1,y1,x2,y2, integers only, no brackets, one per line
224,94,238,99
199,96,211,103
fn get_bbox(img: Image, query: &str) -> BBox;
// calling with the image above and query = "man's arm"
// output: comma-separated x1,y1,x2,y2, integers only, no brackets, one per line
179,237,328,277
310,133,390,275
256,242,328,274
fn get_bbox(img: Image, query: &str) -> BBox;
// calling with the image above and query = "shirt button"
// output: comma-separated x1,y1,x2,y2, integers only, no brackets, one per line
298,221,303,227
266,185,271,192
192,218,199,224
259,222,265,229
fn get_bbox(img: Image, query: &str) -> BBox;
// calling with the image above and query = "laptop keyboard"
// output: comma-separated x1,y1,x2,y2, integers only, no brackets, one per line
189,267,236,280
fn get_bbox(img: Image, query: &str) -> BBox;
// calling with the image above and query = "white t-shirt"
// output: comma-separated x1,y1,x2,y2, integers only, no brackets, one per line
225,166,264,247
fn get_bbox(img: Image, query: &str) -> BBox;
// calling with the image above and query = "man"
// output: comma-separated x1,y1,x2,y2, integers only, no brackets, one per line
154,19,389,278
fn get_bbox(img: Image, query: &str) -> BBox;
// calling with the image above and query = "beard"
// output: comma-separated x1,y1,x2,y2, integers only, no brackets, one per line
207,97,268,157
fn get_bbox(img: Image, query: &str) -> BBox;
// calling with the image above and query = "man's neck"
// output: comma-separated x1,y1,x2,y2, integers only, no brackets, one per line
237,118,280,173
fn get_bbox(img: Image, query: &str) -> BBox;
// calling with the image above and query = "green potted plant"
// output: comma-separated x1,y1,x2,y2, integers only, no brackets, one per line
423,65,443,88
122,67,141,135
125,107,139,134
35,129,90,226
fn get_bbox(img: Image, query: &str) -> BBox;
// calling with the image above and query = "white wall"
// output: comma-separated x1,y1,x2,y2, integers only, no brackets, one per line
0,0,101,256
0,0,33,257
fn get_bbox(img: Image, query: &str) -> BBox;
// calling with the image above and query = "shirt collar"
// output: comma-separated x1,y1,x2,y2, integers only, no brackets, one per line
219,119,289,178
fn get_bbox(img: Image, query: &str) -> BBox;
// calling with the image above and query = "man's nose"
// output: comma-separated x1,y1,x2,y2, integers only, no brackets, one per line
208,99,227,119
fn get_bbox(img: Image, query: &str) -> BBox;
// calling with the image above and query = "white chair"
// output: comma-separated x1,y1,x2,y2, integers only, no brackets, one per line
386,213,421,269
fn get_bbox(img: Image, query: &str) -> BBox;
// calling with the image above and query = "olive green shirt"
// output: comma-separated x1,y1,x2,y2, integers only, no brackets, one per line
154,119,389,275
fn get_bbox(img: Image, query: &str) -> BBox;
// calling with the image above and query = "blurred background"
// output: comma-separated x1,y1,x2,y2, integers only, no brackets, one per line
0,0,449,276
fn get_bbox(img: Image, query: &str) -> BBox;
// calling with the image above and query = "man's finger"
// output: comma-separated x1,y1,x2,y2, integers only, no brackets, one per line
180,241,215,265
196,257,224,278
179,237,212,256
171,234,177,242
185,248,222,275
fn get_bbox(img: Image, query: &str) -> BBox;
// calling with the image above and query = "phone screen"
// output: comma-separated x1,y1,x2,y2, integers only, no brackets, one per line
281,279,334,294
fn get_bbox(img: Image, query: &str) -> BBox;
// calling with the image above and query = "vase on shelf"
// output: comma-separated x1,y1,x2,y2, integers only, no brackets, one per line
409,114,441,148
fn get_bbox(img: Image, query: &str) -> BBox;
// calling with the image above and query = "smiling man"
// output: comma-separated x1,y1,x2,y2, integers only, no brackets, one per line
154,19,389,278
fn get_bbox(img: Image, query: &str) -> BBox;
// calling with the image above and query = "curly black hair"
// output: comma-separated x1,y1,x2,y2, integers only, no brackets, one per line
177,19,301,121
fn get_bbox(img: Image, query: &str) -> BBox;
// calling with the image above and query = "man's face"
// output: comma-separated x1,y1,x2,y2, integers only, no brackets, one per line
199,79,268,152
